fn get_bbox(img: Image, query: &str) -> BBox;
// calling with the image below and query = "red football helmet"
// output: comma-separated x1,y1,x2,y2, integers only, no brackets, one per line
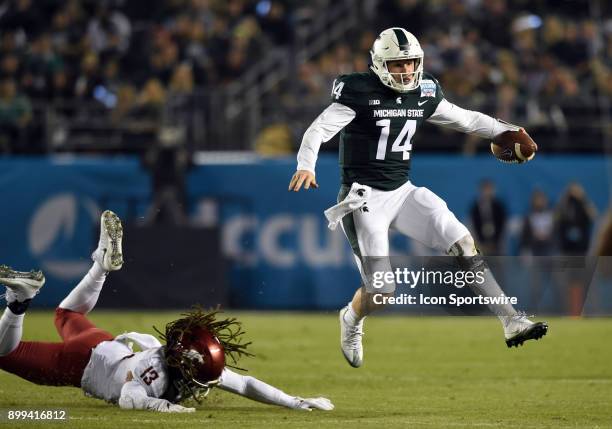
179,326,226,385
158,307,252,402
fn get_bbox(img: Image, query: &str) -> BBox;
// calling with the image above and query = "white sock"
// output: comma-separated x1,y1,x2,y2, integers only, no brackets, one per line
59,261,107,314
0,307,24,356
343,302,364,326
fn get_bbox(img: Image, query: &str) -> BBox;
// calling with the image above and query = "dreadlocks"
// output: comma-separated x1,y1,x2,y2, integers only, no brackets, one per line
155,306,253,403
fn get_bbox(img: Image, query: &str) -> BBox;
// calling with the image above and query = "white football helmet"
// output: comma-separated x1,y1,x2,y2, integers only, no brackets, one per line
370,27,424,92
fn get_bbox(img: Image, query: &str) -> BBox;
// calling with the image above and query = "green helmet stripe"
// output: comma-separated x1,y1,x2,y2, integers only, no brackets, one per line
393,28,409,50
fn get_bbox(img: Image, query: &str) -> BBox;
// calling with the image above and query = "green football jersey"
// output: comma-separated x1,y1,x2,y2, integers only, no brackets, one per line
332,71,444,191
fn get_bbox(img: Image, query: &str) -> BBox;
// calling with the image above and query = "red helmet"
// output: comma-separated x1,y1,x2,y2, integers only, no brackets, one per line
158,307,252,402
179,326,226,385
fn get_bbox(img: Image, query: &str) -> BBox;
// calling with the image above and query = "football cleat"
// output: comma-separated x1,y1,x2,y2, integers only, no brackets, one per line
503,312,548,348
0,264,45,302
339,306,364,368
92,210,124,271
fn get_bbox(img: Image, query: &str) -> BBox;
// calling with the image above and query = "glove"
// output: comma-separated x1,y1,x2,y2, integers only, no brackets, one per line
118,385,195,413
295,397,334,411
158,403,195,413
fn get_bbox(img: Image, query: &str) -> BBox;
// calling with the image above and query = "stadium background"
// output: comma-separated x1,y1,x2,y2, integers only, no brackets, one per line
0,0,609,313
1,1,612,428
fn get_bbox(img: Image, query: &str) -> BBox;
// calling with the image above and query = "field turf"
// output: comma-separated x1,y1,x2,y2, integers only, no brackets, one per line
0,312,611,428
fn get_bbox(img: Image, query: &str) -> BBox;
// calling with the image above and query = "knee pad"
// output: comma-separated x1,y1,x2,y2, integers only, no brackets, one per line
447,235,485,271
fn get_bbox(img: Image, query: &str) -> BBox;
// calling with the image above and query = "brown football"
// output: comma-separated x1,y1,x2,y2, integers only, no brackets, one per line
490,129,538,164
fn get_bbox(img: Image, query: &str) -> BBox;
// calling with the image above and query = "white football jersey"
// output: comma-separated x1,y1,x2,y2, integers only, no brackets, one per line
81,333,169,403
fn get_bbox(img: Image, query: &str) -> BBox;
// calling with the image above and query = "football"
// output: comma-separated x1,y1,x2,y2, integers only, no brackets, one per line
490,129,538,163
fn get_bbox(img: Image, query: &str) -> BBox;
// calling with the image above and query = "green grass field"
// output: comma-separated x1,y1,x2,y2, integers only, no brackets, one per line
1,312,611,428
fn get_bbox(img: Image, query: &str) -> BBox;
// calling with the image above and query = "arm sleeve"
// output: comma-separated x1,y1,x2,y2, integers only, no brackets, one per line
217,368,300,409
427,99,520,139
119,381,174,412
296,102,356,174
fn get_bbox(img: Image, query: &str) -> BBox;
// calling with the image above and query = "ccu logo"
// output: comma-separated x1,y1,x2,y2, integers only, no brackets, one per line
221,214,409,268
29,194,99,280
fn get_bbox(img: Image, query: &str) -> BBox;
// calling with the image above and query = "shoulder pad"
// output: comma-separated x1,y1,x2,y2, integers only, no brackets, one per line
330,73,373,106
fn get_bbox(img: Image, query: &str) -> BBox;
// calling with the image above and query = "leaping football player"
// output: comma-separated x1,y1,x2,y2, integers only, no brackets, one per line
288,27,548,368
0,210,333,413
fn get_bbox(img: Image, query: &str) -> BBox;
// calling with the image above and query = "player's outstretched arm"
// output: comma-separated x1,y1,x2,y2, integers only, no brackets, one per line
118,373,195,413
290,102,356,192
217,368,334,411
427,99,522,139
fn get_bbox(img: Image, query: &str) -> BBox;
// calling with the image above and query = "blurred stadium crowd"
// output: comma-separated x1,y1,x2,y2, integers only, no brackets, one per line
469,180,602,257
0,0,610,154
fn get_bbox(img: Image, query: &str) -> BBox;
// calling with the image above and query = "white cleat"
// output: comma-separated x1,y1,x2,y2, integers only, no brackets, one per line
503,312,548,348
339,306,364,368
0,265,45,302
92,210,124,271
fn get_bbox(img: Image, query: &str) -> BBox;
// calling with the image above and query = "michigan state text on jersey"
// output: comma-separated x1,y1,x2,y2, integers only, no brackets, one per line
289,27,548,369
330,70,444,190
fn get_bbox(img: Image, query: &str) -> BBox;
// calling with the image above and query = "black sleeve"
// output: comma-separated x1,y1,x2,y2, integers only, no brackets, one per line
330,75,361,109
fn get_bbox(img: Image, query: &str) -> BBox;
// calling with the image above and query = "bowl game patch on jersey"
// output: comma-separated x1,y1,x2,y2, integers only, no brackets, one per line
420,79,437,97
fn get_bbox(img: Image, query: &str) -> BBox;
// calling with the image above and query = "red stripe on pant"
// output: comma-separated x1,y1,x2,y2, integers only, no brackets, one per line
0,308,114,387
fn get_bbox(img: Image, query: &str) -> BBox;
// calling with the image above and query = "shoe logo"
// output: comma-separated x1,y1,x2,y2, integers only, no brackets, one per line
361,205,369,213
418,100,429,106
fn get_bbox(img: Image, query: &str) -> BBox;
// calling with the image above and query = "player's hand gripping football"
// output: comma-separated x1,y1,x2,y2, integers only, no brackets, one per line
289,170,318,191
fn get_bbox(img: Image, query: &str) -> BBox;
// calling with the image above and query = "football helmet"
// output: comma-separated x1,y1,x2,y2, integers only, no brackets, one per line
370,27,424,92
164,326,226,402
158,307,252,403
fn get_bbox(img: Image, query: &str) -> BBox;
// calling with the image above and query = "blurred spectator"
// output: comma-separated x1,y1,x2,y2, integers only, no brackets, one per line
0,0,43,38
0,77,32,153
256,0,293,45
129,78,166,139
520,190,555,256
86,4,131,56
554,182,597,255
143,136,191,226
110,84,137,125
254,122,293,156
553,182,597,316
470,179,507,255
74,51,102,100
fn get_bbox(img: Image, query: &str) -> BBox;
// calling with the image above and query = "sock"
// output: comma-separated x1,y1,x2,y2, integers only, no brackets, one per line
7,299,31,315
58,261,107,314
0,307,24,356
343,302,364,326
468,268,518,323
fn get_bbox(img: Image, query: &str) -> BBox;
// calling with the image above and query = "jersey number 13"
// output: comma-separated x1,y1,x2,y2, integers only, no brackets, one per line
375,119,416,161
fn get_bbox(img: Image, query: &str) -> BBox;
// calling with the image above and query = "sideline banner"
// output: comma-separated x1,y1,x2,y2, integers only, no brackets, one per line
0,155,609,311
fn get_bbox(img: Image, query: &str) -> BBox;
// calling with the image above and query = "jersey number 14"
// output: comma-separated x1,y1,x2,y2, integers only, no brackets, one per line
375,119,416,161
